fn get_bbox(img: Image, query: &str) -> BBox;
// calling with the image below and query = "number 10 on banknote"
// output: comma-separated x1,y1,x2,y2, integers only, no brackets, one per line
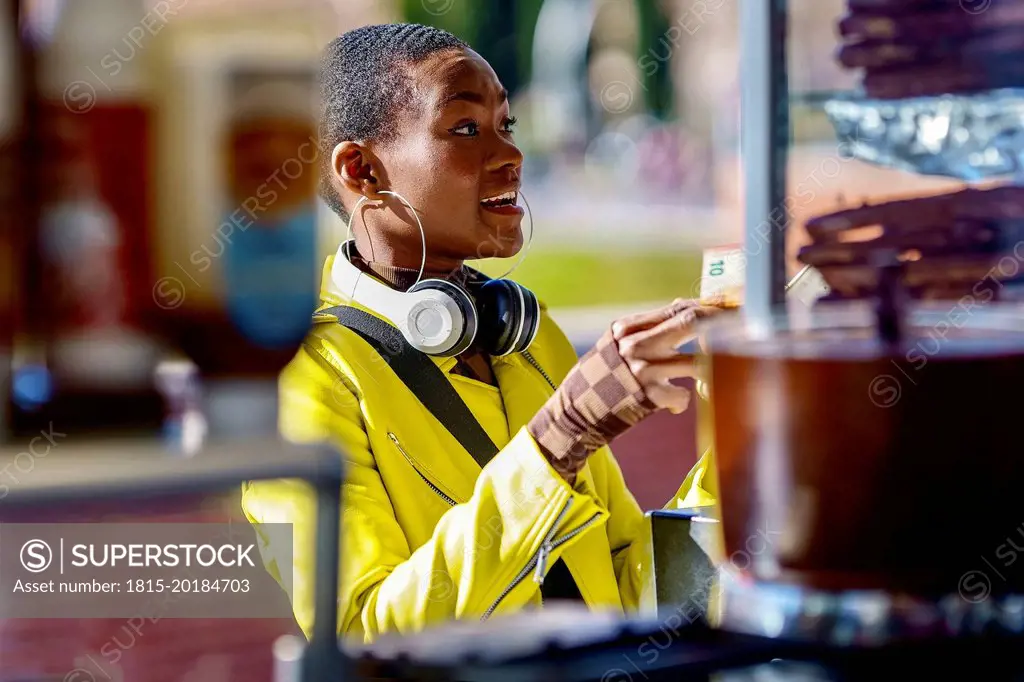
698,245,829,307
698,245,749,307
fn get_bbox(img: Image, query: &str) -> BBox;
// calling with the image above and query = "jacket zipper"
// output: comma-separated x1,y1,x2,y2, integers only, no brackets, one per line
387,432,457,507
548,512,603,554
481,498,603,621
534,511,603,590
521,350,556,391
481,498,571,621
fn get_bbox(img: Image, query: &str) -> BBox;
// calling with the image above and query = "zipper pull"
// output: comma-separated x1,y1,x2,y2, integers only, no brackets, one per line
534,542,551,585
534,498,572,585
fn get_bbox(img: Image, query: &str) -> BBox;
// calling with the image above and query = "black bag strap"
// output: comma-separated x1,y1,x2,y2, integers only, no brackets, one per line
319,305,500,468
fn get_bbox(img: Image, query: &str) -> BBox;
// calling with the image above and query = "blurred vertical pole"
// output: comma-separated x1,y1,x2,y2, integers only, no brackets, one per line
0,0,19,443
302,476,345,682
739,0,788,334
515,0,545,87
475,0,519,94
635,0,672,121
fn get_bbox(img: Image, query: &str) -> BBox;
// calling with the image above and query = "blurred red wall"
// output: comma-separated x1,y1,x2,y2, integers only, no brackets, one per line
610,378,700,510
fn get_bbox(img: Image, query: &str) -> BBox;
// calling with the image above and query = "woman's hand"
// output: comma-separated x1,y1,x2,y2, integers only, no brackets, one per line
528,298,728,483
611,298,725,415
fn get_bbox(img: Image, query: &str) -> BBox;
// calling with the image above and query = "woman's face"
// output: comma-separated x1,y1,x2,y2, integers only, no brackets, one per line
361,47,525,265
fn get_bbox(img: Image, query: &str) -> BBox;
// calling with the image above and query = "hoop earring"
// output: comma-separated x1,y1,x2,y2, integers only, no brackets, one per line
489,188,535,281
344,189,429,288
345,188,533,283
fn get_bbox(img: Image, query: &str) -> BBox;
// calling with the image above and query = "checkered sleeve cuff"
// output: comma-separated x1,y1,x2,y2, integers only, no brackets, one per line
527,327,657,482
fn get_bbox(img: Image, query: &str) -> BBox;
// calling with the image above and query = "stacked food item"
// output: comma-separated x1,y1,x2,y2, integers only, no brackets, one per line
799,186,1024,301
837,0,1024,99
799,0,1024,302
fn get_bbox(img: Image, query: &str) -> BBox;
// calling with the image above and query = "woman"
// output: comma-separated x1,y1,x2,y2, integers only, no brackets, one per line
241,22,723,643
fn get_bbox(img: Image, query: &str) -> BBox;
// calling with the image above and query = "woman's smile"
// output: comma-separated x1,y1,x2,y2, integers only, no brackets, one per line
480,189,524,218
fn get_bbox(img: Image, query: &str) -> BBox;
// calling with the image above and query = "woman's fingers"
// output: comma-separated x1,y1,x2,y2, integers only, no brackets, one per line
629,356,700,385
644,381,692,415
611,298,704,340
609,298,728,418
630,304,724,360
630,358,701,415
617,351,702,416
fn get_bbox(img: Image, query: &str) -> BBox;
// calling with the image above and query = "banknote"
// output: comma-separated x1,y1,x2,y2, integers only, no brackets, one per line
697,245,747,307
697,245,830,307
693,246,831,401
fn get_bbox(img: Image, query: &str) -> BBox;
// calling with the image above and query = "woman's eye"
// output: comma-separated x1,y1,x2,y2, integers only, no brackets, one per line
503,116,518,134
451,122,479,136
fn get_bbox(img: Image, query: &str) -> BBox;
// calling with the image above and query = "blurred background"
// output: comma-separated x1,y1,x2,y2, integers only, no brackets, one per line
0,0,976,680
4,0,972,509
96,0,965,497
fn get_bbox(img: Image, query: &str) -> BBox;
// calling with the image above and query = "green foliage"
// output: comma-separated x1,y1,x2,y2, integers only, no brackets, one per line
515,0,546,84
474,248,703,308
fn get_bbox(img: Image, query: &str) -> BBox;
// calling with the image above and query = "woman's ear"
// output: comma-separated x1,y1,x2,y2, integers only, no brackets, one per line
331,141,382,199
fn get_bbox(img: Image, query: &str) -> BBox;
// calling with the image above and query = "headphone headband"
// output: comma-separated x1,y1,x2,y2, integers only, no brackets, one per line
330,240,477,356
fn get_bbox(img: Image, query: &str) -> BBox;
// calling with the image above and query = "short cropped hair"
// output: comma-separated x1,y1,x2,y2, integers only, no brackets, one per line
318,23,467,220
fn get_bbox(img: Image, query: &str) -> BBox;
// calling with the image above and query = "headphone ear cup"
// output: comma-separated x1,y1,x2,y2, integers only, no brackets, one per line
476,280,540,356
516,284,541,353
406,279,478,356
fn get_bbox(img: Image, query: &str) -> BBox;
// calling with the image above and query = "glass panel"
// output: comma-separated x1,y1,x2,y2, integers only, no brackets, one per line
785,0,1020,307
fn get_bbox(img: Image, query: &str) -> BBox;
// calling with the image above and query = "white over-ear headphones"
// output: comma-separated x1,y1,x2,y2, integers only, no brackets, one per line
331,190,540,357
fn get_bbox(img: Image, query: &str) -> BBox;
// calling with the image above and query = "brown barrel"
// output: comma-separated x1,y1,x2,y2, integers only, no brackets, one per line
706,304,1024,597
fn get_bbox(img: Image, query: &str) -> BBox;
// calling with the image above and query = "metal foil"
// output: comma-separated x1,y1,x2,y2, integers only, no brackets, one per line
824,89,1024,181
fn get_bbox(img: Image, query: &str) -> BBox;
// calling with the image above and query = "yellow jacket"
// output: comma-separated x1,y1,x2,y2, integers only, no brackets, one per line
241,256,717,643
